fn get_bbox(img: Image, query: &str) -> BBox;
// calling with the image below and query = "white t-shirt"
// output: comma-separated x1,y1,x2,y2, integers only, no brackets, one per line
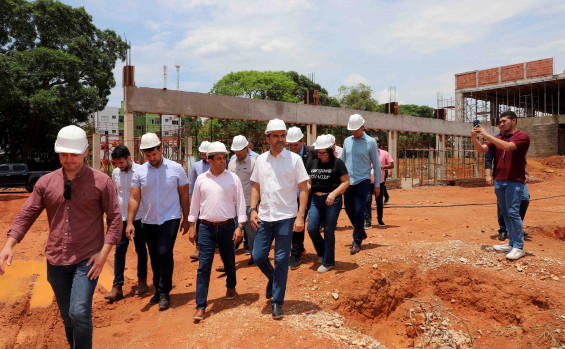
250,148,309,222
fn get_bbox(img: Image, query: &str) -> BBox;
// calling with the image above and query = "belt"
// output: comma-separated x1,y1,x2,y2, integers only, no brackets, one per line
314,192,329,196
201,218,234,226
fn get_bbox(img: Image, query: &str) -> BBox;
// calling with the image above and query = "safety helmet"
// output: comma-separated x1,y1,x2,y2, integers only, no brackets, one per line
231,135,248,151
265,118,287,135
314,135,333,149
54,125,88,154
198,141,211,153
286,127,304,143
140,133,161,150
328,134,336,145
206,141,229,156
347,114,365,131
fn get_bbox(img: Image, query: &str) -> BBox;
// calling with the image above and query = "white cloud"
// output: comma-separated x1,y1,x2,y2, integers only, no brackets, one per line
342,73,367,87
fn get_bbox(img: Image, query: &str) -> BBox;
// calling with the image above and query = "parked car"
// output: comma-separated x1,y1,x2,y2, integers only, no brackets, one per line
0,164,51,192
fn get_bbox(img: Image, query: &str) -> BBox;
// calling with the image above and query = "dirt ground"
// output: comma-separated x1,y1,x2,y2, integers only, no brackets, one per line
1,157,564,349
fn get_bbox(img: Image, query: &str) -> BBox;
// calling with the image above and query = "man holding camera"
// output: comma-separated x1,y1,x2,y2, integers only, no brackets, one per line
472,111,530,260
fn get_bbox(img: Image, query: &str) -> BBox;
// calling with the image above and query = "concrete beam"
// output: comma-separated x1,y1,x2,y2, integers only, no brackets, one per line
124,87,497,137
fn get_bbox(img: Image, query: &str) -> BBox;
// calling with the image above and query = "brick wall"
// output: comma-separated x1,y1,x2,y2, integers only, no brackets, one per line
501,63,524,82
456,72,477,89
478,68,499,86
526,58,553,79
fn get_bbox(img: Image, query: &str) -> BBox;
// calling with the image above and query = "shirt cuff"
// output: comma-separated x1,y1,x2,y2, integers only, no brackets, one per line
187,215,198,223
7,229,25,243
237,215,248,223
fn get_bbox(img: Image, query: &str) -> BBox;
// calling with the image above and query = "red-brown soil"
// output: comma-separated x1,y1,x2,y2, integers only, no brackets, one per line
1,157,564,348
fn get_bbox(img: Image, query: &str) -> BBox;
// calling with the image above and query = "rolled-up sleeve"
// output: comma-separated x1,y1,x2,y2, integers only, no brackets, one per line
370,142,382,184
187,176,202,223
101,177,123,245
7,181,46,242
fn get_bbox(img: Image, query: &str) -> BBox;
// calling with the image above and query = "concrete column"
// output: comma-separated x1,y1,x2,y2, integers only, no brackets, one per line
92,133,101,171
387,130,398,179
186,136,193,155
124,111,135,155
436,134,445,180
455,91,464,123
306,123,317,146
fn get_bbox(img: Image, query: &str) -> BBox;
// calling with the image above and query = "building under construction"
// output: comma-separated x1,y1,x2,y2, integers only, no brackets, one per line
455,58,565,156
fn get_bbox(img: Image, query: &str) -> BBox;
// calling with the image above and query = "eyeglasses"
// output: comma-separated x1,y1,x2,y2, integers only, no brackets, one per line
317,151,329,155
64,180,71,200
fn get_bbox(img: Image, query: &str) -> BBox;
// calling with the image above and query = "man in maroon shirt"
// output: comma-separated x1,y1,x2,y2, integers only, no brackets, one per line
472,111,530,260
0,125,122,349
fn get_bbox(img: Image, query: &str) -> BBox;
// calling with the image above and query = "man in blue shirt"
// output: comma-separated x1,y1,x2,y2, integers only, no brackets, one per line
341,114,381,255
127,133,190,310
188,141,211,261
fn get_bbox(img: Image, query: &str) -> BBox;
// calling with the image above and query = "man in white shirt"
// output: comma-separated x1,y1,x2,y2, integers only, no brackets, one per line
250,119,310,319
127,133,190,311
105,145,148,301
188,142,246,321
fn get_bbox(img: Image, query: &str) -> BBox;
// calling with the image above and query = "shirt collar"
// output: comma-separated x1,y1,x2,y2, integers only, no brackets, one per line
269,148,290,159
148,157,167,169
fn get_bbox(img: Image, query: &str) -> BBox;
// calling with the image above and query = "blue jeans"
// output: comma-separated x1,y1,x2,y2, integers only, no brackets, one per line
344,179,370,245
494,180,525,249
497,184,529,231
252,217,295,305
307,194,342,267
113,219,148,285
47,259,98,349
144,219,180,296
196,220,237,309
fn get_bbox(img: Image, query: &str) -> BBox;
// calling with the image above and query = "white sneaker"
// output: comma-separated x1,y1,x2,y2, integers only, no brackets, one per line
506,248,526,260
493,243,512,252
317,265,333,273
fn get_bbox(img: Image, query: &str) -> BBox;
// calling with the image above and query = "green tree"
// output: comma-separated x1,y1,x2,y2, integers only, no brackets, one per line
0,0,128,167
337,83,379,111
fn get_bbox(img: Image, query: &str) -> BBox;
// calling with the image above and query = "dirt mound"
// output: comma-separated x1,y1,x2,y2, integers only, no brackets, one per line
541,155,565,169
529,225,565,241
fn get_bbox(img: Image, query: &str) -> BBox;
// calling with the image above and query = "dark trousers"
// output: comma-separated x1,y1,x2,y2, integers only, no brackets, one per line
196,220,237,309
47,259,98,349
144,219,180,296
290,195,311,258
344,179,370,245
365,183,386,224
113,219,148,285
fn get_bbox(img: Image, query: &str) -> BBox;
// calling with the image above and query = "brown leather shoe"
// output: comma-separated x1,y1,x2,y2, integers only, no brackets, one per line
189,246,199,260
104,284,123,301
226,287,236,299
193,308,205,320
134,278,149,295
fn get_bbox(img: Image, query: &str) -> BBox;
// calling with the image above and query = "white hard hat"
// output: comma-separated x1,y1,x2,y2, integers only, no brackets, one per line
199,141,211,153
347,114,365,131
54,125,88,154
328,134,336,145
231,135,248,151
140,133,161,150
286,127,304,143
265,118,287,135
314,135,333,149
206,141,229,156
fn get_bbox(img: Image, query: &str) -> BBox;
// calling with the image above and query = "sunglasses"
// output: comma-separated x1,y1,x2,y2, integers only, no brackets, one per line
64,180,71,200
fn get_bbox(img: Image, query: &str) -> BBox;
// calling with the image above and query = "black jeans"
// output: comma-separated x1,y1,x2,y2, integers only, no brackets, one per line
113,219,148,285
144,219,180,296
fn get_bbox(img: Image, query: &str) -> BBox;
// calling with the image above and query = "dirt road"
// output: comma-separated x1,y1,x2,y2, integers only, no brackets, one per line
1,157,564,348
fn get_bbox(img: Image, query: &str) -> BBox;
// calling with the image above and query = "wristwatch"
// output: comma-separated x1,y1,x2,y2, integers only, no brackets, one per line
249,208,257,212
238,224,245,230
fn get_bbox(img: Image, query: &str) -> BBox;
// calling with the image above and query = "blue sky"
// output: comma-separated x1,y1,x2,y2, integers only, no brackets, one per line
66,0,565,108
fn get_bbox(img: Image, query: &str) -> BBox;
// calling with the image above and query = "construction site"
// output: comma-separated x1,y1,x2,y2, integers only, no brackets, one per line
1,57,565,348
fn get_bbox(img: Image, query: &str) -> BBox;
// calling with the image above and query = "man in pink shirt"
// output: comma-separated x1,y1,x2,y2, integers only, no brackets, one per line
365,136,394,227
0,125,122,349
188,142,246,321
